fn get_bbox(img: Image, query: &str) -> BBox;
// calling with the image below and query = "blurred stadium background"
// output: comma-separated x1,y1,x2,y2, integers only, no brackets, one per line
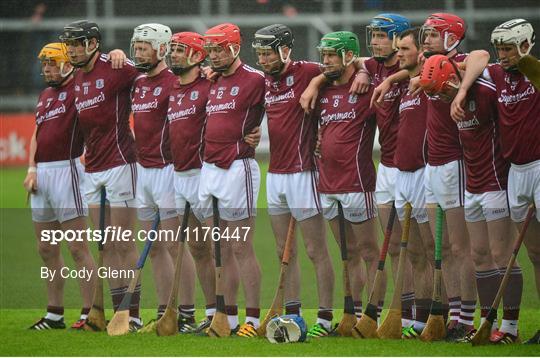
1,0,539,163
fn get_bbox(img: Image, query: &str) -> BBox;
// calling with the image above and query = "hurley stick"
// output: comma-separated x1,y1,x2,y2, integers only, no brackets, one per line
377,203,412,339
336,201,357,336
107,213,160,336
84,187,107,332
257,217,296,336
207,196,231,337
353,203,397,338
156,202,191,336
420,205,446,342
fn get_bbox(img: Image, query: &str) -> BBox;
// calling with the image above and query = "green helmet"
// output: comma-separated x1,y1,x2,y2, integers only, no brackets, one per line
317,31,360,57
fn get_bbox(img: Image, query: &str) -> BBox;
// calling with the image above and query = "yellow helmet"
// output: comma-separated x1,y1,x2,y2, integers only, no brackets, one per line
38,42,69,63
38,42,73,86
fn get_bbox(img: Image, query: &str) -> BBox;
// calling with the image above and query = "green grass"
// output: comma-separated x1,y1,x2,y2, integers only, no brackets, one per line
1,166,539,356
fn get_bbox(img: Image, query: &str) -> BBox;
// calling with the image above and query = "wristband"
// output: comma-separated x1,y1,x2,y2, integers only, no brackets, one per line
28,166,37,173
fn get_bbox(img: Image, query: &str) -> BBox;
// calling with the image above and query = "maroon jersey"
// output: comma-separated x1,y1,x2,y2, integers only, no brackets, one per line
457,79,509,193
265,61,320,173
394,90,428,171
73,53,139,172
131,68,175,168
34,79,84,163
204,63,265,169
168,76,211,172
364,58,407,167
426,53,468,166
485,64,540,165
315,78,377,193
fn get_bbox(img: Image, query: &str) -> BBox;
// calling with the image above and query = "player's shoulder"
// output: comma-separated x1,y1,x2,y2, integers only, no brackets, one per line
241,64,265,79
474,76,497,93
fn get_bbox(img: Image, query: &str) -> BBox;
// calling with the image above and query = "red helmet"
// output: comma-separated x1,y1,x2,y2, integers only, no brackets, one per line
422,13,466,52
204,23,242,49
424,13,466,40
171,31,207,62
419,54,460,96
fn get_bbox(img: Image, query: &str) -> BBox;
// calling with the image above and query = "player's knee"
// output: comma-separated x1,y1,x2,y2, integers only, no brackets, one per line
358,242,379,262
304,242,327,262
188,242,210,261
387,240,400,257
38,242,60,261
470,245,492,267
407,246,427,268
525,244,540,266
67,244,90,264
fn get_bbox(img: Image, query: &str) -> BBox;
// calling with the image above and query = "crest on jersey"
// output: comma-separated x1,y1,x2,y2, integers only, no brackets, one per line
230,86,239,96
348,94,358,104
190,91,199,100
153,87,162,96
286,75,294,86
468,100,476,112
58,92,67,101
75,85,80,92
96,79,104,89
169,95,175,102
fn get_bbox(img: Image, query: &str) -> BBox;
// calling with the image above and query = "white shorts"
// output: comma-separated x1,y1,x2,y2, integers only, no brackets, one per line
136,164,177,221
199,159,260,222
267,171,321,221
31,160,88,223
424,160,465,210
395,168,429,223
464,190,509,223
507,160,540,222
174,168,210,222
320,191,377,223
375,163,398,205
85,163,137,207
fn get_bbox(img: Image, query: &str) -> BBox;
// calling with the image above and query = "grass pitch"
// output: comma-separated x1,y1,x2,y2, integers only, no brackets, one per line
1,165,539,356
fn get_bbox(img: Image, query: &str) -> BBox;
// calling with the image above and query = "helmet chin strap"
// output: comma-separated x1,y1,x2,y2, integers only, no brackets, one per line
47,68,74,88
135,60,159,73
171,63,198,75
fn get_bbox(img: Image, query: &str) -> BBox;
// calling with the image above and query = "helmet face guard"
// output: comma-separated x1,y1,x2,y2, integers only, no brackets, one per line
366,14,410,61
168,32,207,75
130,23,172,73
317,31,359,80
491,19,536,70
420,13,466,55
60,20,101,68
204,23,242,73
252,24,294,75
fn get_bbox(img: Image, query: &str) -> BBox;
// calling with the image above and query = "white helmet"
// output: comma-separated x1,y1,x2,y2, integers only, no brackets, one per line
491,19,535,56
131,23,172,72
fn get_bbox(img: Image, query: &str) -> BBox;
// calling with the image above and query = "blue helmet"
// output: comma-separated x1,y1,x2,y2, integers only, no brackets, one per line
366,13,411,60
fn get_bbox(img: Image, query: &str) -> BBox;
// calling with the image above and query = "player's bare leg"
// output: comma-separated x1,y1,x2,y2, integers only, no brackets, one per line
35,222,65,309
142,218,175,312
349,217,385,303
61,217,97,310
231,217,262,328
523,220,540,297
329,218,363,305
406,220,433,335
269,213,301,314
185,213,216,308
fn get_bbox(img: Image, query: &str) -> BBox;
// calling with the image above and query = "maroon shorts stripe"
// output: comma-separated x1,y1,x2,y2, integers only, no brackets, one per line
69,159,83,216
310,170,321,213
458,160,464,207
243,159,253,217
130,163,137,200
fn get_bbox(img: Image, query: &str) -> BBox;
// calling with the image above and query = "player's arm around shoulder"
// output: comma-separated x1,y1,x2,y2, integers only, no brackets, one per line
451,50,490,122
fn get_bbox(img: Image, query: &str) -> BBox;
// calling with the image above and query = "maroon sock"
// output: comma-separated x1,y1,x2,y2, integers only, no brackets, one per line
179,304,195,323
442,303,449,324
285,301,301,316
110,286,127,312
157,304,167,319
353,300,362,319
448,296,461,325
475,269,500,320
502,267,523,321
128,283,141,319
401,292,415,321
317,308,333,322
377,300,384,321
246,307,260,320
80,307,90,316
415,298,431,324
47,305,64,316
225,305,238,316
